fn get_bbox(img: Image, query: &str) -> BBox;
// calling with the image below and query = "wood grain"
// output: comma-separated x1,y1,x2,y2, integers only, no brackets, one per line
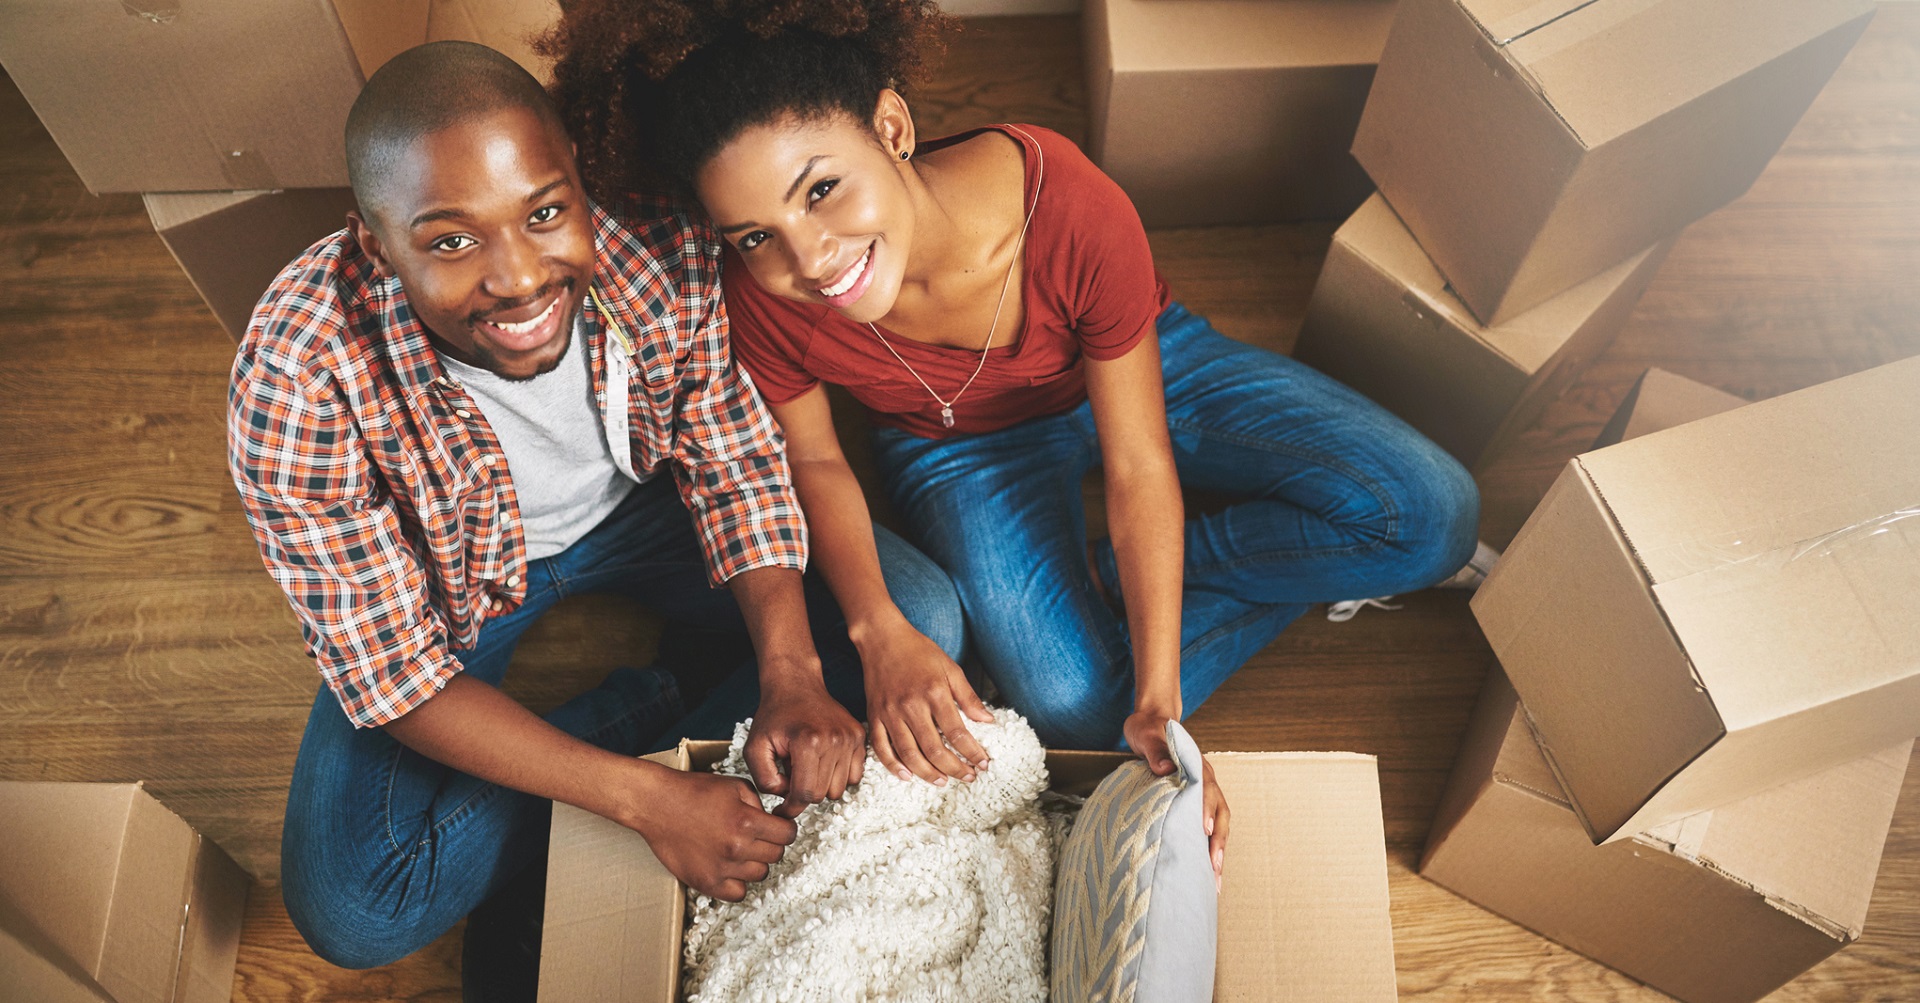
1,6,1917,1001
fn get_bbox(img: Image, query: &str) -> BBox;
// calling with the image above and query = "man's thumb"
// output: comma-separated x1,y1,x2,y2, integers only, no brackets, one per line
745,732,786,793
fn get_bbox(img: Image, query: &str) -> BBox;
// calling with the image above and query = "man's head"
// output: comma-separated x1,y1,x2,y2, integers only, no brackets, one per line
346,41,593,380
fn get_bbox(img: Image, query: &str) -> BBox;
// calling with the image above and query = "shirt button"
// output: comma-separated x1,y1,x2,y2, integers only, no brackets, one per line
490,598,504,611
482,455,498,466
506,574,522,587
456,409,473,419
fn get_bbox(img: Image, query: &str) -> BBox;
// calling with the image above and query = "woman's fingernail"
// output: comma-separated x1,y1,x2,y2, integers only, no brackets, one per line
978,759,990,771
1205,816,1214,835
935,777,948,787
897,769,911,781
964,773,976,782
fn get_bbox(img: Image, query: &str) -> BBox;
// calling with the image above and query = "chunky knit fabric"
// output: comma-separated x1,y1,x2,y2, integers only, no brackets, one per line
683,711,1053,1003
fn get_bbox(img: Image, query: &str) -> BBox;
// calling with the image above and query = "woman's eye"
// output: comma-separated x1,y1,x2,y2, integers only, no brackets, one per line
739,231,769,252
530,204,562,224
808,178,838,203
433,235,475,252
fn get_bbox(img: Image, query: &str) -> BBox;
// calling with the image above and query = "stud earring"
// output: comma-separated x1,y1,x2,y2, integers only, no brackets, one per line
900,149,911,160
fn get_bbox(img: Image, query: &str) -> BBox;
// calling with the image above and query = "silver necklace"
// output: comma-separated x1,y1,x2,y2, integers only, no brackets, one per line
865,125,1045,429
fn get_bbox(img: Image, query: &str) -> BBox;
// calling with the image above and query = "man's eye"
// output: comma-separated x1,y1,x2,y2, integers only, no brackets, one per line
739,231,769,252
808,178,838,203
530,204,561,224
433,235,475,252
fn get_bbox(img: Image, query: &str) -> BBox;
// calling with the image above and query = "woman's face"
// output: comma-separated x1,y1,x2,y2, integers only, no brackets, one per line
697,105,916,325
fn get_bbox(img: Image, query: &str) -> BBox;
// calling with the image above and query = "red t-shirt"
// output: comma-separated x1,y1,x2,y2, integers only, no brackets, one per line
724,124,1171,439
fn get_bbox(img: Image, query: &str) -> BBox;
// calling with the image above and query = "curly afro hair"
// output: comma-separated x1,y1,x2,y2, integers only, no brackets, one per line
539,0,957,203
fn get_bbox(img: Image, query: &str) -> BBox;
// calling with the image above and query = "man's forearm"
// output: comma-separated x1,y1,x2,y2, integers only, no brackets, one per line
726,565,825,691
382,674,667,829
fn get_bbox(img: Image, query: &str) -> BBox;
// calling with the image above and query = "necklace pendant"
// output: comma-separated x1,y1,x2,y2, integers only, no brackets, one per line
940,406,955,429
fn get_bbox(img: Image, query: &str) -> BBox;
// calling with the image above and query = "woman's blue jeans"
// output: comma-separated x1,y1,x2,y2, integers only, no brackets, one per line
872,302,1479,751
278,475,963,970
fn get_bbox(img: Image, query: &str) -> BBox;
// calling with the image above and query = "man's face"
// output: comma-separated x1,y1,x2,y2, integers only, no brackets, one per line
352,106,595,380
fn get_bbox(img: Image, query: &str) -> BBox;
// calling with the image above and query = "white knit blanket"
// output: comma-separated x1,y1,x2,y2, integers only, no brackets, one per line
682,711,1054,1003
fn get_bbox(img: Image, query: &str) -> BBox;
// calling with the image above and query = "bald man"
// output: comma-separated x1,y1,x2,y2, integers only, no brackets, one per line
227,41,962,989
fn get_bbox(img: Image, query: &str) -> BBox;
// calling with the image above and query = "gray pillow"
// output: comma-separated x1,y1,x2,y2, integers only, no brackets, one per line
1052,720,1218,1002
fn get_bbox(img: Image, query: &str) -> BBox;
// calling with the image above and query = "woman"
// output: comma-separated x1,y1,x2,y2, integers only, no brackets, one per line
545,1,1480,865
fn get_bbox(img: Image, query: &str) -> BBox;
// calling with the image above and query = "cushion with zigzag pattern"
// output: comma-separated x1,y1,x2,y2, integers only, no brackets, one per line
1051,719,1217,1002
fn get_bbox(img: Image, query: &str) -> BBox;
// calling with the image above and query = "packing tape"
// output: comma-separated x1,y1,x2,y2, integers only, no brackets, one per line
220,150,278,191
121,1,181,24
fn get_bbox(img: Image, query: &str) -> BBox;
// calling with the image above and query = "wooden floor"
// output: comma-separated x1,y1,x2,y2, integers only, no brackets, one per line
3,9,1919,1002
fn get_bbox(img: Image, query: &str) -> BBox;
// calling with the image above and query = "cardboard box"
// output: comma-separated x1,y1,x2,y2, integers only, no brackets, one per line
1351,0,1875,324
1592,367,1749,451
1472,355,1920,843
1084,0,1395,227
0,0,559,194
1291,194,1674,470
0,782,251,1003
541,743,1400,1002
146,188,362,340
1423,667,1911,1003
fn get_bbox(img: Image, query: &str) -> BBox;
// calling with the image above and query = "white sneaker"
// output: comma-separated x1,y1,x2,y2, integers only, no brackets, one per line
1326,597,1403,622
1434,541,1502,591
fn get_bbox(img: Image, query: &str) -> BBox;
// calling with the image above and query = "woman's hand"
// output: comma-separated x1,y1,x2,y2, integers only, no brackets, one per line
857,618,994,785
1123,710,1230,889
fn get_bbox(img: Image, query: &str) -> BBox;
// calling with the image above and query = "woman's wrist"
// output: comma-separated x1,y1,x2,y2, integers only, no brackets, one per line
845,605,912,654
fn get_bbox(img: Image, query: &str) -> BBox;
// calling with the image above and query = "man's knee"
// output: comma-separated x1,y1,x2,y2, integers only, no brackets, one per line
282,871,425,970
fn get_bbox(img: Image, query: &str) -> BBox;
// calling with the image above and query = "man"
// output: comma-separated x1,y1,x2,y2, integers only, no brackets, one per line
227,41,962,987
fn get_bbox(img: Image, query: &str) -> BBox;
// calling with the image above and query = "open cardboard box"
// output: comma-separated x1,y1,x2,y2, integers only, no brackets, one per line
0,0,559,194
1292,194,1674,471
1083,0,1394,227
1473,354,1920,843
541,742,1400,1001
1424,666,1910,1003
0,782,251,1003
1352,0,1874,324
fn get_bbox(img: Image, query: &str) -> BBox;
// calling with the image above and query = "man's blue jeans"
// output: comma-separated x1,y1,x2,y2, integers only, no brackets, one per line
279,475,963,970
872,302,1480,751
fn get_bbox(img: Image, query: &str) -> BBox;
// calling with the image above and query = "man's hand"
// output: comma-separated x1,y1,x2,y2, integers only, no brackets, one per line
626,765,797,902
858,619,993,785
746,677,867,819
1124,710,1230,889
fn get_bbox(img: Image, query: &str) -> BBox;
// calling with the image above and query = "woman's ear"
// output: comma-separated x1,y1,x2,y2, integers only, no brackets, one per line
873,88,918,162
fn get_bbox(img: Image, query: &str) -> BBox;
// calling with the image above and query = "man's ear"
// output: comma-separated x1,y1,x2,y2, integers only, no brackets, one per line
873,88,917,162
347,208,397,280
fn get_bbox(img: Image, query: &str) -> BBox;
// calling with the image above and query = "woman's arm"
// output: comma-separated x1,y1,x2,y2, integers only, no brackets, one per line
1084,330,1228,878
769,386,993,784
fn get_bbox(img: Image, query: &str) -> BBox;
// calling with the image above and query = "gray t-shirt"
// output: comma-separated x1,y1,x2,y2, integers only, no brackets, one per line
442,314,640,560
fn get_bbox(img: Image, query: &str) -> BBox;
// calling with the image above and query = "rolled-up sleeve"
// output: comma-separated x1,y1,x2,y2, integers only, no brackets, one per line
669,274,810,585
228,350,460,727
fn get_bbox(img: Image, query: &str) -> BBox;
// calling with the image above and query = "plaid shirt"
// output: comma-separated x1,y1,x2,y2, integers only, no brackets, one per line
229,201,806,729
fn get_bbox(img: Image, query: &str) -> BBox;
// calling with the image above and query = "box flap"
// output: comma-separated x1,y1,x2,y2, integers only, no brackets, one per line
1473,464,1725,841
1209,752,1397,1002
1640,742,1910,937
426,0,560,82
333,0,433,78
174,834,250,1003
0,897,115,1003
0,783,139,979
1338,195,1668,375
1106,0,1395,73
538,746,686,1003
1578,355,1920,726
142,192,269,232
0,0,382,192
96,789,198,1003
1461,0,1875,149
1593,367,1749,449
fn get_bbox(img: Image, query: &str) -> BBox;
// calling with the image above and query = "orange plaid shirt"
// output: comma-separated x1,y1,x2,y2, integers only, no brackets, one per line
228,201,806,728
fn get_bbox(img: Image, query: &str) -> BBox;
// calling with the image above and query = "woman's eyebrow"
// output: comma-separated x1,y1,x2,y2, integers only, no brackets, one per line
785,155,829,201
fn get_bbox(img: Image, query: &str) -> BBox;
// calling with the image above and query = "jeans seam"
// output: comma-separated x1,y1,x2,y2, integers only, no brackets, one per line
1164,414,1403,563
1179,603,1294,664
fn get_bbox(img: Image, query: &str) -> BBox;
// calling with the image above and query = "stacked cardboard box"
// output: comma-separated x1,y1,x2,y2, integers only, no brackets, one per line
1083,0,1395,227
541,742,1402,1001
1297,0,1875,466
0,782,251,1003
0,0,561,339
1430,361,1920,1000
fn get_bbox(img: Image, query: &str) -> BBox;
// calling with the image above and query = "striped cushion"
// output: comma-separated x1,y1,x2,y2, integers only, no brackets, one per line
1051,720,1217,1002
